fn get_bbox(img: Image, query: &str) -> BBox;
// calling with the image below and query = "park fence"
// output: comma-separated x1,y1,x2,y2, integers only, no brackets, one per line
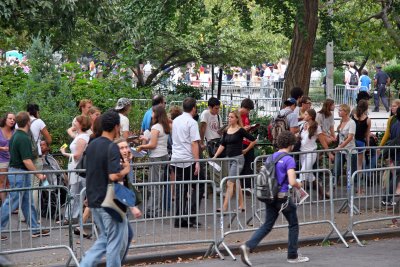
3,148,400,264
0,169,80,267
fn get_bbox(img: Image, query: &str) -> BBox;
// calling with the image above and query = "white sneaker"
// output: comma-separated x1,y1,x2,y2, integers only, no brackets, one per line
287,255,309,263
239,244,252,266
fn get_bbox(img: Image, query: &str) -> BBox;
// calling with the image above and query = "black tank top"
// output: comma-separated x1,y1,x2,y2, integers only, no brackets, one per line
351,115,368,141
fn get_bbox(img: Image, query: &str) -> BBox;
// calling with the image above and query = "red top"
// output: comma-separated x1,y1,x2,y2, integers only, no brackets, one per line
241,113,251,145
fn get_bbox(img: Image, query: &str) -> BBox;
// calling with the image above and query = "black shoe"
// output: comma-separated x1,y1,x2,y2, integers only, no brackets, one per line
174,220,189,228
372,109,379,112
74,227,92,239
386,108,390,112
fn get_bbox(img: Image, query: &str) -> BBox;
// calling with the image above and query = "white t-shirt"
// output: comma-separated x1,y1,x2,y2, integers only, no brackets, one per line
200,110,222,141
30,116,46,156
171,112,200,167
149,123,169,158
338,120,356,154
300,124,322,152
316,113,334,136
278,108,298,128
70,132,90,159
119,113,129,136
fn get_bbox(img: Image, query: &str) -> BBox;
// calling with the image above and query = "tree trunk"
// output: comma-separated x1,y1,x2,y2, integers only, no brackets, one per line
282,0,319,101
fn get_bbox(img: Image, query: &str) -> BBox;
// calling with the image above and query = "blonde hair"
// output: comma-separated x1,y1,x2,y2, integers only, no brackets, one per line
88,106,101,115
392,99,400,107
339,104,350,115
229,110,243,128
337,104,351,132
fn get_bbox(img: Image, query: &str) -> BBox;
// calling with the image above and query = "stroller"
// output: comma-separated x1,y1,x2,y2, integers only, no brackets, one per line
40,154,68,219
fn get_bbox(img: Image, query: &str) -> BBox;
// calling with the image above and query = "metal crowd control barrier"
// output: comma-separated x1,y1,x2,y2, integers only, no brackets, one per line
77,158,238,258
254,149,352,207
129,158,236,258
334,84,360,107
0,169,79,267
214,169,348,260
344,166,400,246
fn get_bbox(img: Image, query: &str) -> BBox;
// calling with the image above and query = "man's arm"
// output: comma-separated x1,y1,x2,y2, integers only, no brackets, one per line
199,122,207,149
41,127,52,145
109,157,130,182
23,159,45,180
191,141,200,176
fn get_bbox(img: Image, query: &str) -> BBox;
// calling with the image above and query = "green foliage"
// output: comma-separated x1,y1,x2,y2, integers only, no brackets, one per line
0,37,152,151
0,0,118,52
69,77,152,134
384,64,400,90
384,65,400,83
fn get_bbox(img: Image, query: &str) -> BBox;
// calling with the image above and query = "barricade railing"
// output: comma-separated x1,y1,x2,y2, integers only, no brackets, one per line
344,166,400,246
78,180,221,259
214,169,348,260
130,158,238,189
0,169,79,266
334,84,360,107
77,158,238,259
253,149,352,207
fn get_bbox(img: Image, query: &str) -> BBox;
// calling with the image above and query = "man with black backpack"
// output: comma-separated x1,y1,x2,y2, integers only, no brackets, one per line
239,131,309,266
345,62,359,104
270,97,298,149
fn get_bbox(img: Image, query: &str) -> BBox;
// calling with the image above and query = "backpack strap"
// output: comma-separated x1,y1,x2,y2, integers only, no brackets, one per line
272,152,288,164
272,152,288,186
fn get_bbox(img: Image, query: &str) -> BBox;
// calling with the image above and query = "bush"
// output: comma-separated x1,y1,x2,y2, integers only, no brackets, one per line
384,64,400,90
0,38,152,152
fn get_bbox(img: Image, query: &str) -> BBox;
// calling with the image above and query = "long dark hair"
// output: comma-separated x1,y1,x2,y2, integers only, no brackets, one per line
152,106,171,134
318,99,334,117
306,109,318,139
355,99,368,119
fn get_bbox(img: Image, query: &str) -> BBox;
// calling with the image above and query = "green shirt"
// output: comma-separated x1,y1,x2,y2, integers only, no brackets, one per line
9,129,33,170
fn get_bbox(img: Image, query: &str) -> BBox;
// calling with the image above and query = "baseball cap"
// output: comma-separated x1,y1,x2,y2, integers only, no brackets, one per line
375,64,382,69
284,97,297,106
115,98,132,110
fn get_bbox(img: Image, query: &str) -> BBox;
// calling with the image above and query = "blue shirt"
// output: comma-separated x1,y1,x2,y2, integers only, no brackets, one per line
141,108,153,132
359,75,371,91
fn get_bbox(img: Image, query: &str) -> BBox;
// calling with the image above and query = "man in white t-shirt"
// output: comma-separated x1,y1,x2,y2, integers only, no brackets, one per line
199,97,223,156
171,97,201,228
114,98,131,139
26,103,52,211
344,62,359,104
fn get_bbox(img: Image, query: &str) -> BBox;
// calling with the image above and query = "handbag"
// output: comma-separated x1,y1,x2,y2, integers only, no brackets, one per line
128,183,142,206
75,150,87,178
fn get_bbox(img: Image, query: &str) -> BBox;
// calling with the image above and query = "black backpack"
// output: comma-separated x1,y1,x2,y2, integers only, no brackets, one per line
256,153,288,203
349,70,358,86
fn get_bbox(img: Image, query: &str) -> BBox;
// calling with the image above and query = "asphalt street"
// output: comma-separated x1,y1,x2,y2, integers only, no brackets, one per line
147,237,399,267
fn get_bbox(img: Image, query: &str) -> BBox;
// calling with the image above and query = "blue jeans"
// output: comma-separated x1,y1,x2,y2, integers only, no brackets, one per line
1,168,40,232
246,199,299,259
334,152,357,183
80,208,128,267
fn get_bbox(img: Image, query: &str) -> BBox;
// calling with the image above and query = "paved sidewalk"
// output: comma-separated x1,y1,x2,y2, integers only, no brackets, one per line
147,237,399,267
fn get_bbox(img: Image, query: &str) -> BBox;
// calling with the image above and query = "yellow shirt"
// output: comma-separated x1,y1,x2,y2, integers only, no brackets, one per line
380,116,394,146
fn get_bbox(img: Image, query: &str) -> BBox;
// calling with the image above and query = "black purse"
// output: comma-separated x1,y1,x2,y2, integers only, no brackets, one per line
75,150,87,177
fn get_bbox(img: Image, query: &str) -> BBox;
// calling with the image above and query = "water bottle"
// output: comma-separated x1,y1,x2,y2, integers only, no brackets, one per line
42,179,49,187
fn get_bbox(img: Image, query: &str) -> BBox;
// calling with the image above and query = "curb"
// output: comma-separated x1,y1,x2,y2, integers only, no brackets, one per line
50,228,400,266
119,228,400,266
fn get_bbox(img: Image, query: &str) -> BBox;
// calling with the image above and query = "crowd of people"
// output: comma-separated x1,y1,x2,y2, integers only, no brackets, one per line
0,76,397,265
